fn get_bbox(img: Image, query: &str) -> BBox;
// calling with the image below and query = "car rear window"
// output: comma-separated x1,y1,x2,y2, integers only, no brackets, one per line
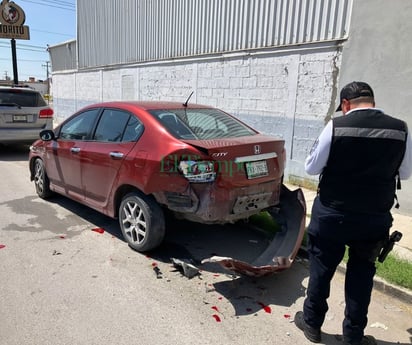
149,108,257,139
0,89,47,107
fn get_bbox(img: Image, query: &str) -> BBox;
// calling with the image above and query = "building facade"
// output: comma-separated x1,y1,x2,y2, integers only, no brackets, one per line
48,0,412,214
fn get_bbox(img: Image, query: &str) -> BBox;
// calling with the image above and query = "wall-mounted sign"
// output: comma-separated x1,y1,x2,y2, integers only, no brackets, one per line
0,0,30,39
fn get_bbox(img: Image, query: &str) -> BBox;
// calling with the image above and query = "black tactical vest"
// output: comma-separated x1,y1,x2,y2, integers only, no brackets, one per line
318,109,408,213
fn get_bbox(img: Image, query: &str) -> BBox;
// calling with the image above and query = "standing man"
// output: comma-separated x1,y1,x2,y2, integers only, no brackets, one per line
294,81,412,345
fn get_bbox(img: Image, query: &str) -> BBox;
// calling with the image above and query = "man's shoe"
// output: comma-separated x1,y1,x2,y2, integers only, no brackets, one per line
294,311,321,343
343,335,377,345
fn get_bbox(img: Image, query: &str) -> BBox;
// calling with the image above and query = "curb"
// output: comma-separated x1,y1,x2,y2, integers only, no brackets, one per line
336,264,412,304
298,247,412,305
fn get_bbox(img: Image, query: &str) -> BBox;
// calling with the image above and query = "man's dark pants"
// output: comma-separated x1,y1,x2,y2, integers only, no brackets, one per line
303,197,391,343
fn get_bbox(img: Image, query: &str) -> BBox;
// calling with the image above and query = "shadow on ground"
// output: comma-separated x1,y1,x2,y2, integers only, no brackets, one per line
2,192,309,314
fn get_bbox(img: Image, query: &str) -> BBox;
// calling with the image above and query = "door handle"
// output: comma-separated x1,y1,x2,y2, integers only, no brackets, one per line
70,147,80,153
110,152,124,159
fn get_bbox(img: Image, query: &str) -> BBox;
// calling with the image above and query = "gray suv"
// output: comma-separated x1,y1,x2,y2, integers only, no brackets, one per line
0,86,54,144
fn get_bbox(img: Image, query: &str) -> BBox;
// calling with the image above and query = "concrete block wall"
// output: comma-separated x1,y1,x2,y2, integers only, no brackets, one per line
51,45,341,183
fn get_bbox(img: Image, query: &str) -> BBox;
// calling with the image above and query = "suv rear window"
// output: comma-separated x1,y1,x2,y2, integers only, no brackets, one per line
0,89,47,107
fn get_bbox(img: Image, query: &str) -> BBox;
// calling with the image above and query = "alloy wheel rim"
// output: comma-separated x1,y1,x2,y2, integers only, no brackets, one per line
122,200,147,244
34,161,44,194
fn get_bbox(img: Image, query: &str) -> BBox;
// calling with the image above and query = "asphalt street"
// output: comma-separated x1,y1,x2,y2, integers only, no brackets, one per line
0,144,411,345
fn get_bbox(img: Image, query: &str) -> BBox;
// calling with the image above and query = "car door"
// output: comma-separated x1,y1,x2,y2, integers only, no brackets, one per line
81,108,143,210
45,109,100,201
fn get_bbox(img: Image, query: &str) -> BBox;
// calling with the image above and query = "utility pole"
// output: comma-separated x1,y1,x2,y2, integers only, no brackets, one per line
11,39,19,85
42,61,50,102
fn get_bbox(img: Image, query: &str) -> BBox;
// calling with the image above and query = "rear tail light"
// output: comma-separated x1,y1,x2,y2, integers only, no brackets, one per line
178,160,216,183
39,108,54,118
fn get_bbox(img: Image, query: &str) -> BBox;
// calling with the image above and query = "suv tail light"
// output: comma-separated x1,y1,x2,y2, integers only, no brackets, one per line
39,108,54,118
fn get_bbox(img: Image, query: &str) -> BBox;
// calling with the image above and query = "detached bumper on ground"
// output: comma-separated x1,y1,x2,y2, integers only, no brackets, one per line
202,185,307,277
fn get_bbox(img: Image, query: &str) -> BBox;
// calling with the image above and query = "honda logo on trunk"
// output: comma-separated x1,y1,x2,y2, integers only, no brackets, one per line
254,145,261,154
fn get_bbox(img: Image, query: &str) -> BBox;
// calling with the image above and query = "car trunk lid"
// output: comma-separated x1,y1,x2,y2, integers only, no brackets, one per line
182,134,285,185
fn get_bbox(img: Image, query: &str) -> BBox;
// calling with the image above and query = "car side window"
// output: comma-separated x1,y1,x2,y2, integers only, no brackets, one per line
93,109,131,142
122,115,144,142
60,109,100,140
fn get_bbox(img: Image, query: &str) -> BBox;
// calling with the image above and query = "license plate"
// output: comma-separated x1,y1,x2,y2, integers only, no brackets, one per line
245,160,268,179
13,115,27,122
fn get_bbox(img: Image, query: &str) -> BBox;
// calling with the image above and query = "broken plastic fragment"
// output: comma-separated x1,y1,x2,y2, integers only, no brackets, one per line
153,266,162,279
92,228,105,234
171,258,200,278
0,244,5,249
257,302,271,314
370,322,388,330
212,314,221,322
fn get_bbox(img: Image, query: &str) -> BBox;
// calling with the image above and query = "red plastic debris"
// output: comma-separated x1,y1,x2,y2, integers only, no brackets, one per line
152,262,158,267
211,306,219,312
284,314,291,319
257,302,272,314
0,244,5,249
59,235,66,239
212,314,221,322
92,228,105,234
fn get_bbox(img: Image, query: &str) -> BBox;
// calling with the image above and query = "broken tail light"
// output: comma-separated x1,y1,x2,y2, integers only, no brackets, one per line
178,160,216,183
39,108,54,118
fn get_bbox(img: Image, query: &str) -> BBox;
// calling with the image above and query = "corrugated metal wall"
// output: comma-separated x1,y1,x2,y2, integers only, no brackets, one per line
51,0,352,72
49,40,77,71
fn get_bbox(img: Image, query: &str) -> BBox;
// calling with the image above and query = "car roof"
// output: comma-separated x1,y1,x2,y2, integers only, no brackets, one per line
0,85,38,93
82,101,212,111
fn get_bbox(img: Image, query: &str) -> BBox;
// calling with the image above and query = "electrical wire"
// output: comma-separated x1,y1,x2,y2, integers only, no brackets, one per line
19,0,75,11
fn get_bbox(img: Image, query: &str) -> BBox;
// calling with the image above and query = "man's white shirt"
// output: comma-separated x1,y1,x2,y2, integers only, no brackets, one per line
304,108,412,179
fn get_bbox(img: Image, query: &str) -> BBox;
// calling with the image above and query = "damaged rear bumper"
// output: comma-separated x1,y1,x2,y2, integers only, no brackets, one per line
202,185,306,277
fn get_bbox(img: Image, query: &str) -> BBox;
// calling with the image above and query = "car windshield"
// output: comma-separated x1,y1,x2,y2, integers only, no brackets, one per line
0,89,47,107
149,108,257,140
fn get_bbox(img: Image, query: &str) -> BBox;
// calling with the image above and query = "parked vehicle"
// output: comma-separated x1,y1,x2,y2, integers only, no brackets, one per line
29,101,305,276
0,86,53,144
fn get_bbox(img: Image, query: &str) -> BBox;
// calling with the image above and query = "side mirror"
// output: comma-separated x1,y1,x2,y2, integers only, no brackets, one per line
39,129,55,141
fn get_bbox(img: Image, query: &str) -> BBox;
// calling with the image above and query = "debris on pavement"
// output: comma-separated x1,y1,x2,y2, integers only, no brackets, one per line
171,258,200,278
0,244,5,249
212,314,221,322
257,302,271,314
91,228,105,234
153,264,162,279
370,322,388,330
52,250,62,255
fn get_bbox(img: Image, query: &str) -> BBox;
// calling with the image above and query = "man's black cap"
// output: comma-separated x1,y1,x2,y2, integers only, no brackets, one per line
336,81,374,111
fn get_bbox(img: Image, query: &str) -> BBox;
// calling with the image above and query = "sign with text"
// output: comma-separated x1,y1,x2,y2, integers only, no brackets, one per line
0,24,29,39
0,0,29,39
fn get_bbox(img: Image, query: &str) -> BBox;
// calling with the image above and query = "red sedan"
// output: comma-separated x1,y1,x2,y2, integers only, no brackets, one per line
29,101,305,276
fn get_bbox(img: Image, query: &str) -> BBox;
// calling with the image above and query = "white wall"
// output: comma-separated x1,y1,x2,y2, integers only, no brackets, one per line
338,0,412,214
51,44,341,184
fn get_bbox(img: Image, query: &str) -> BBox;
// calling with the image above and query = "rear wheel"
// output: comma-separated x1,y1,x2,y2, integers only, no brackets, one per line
33,158,53,199
119,192,165,252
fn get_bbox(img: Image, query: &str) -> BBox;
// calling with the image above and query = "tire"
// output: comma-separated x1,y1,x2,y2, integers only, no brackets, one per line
119,192,165,252
33,158,53,199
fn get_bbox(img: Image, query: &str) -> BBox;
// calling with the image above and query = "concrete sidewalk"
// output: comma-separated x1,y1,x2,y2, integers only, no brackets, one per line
287,184,412,302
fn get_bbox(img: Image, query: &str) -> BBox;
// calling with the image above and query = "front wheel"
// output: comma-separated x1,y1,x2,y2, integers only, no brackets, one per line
119,192,165,252
33,158,53,199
